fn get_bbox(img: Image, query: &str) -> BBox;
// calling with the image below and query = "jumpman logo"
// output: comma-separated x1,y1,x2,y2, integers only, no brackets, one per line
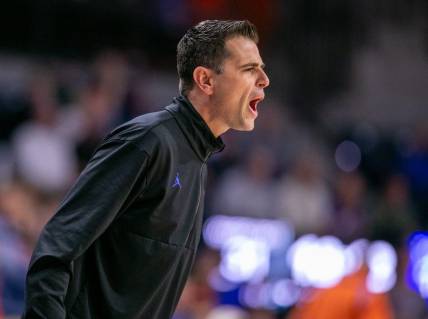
172,172,181,189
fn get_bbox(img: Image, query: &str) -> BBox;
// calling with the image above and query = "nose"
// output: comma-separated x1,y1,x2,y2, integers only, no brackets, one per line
257,68,270,89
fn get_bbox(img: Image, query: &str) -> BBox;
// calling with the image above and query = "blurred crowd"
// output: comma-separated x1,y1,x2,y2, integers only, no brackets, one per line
1,1,428,316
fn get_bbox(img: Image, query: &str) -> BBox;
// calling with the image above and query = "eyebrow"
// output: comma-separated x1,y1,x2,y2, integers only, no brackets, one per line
239,62,266,69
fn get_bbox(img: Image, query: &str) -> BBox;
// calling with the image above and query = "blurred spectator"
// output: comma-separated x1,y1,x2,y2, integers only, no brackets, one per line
0,182,35,315
73,79,117,168
400,123,428,227
213,145,278,218
244,100,289,160
11,69,78,194
173,280,199,319
92,51,130,108
73,52,131,169
0,145,13,184
389,249,427,319
174,249,220,319
331,171,370,243
274,150,333,235
371,174,418,248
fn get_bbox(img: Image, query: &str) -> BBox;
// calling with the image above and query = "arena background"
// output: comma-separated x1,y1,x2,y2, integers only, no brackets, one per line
0,1,428,318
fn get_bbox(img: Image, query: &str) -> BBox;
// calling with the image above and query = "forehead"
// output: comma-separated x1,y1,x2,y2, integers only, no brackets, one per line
224,36,262,64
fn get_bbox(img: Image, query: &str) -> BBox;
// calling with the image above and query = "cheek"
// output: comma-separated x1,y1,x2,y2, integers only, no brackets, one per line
214,76,252,107
216,79,235,98
239,85,253,104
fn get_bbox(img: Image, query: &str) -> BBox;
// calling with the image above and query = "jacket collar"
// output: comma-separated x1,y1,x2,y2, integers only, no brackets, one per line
165,95,225,161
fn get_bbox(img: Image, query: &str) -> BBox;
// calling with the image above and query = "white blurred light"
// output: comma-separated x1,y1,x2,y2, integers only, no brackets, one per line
413,255,428,298
271,279,300,307
208,267,239,292
287,235,346,288
203,215,293,251
310,236,346,288
219,236,270,283
205,305,249,319
409,234,428,262
286,234,318,287
366,241,397,293
367,272,397,294
335,140,361,172
344,239,369,275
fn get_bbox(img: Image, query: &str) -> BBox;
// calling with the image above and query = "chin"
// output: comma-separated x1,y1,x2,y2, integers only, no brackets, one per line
234,122,255,131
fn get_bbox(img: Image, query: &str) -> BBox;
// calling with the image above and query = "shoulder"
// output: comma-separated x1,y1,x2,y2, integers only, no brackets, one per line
103,109,178,157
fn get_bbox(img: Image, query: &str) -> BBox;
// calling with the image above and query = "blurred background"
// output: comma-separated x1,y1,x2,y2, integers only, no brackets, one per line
0,0,428,318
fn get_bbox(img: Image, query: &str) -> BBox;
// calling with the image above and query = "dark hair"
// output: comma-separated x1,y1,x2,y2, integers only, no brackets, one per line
177,20,259,95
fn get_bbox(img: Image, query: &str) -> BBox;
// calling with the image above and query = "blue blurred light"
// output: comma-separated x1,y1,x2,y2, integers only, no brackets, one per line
408,232,428,298
414,256,428,298
271,279,300,308
203,215,294,284
203,215,293,251
239,280,301,310
238,283,270,309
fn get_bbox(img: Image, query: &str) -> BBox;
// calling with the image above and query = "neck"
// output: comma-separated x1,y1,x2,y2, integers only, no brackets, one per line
185,90,229,138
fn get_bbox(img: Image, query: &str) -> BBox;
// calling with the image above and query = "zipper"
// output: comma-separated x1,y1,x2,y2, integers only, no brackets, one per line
184,153,210,248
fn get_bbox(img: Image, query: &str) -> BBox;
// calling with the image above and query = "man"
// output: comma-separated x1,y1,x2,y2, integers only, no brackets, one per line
23,20,269,319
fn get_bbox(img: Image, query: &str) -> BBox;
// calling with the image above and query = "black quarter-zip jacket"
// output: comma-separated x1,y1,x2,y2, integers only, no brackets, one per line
23,96,224,319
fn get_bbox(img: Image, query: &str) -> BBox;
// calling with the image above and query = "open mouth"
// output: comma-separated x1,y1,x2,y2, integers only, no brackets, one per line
249,98,262,116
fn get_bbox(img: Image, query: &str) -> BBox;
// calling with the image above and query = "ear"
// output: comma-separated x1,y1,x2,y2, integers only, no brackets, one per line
193,66,214,95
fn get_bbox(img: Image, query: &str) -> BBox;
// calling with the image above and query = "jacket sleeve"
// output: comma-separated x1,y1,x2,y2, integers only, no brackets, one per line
22,138,150,318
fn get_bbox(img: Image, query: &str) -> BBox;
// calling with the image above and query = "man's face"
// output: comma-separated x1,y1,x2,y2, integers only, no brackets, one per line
211,36,270,131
